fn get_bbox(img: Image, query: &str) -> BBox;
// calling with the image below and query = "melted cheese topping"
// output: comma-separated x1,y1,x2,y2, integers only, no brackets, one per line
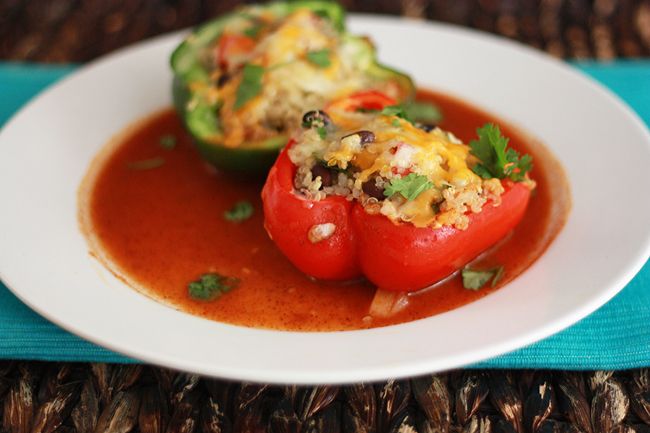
323,115,481,190
202,9,397,148
254,10,332,65
289,112,505,229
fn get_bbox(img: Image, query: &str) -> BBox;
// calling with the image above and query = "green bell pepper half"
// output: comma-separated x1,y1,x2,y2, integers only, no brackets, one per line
170,1,414,175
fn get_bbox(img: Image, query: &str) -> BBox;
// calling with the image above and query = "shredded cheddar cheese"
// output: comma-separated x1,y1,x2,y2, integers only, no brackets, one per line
202,9,400,148
289,111,507,229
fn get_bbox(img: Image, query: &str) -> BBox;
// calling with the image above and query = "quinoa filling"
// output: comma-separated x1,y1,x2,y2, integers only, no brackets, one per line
288,109,535,230
202,9,403,148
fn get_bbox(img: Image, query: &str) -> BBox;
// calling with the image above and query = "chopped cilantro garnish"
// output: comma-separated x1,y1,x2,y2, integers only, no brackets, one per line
461,266,504,290
126,157,165,170
316,126,328,139
224,201,254,222
402,101,442,124
234,64,265,109
511,154,533,182
381,105,406,118
306,49,331,68
379,101,442,125
188,273,239,301
391,118,401,128
469,123,533,182
384,173,433,201
159,134,177,150
243,23,263,38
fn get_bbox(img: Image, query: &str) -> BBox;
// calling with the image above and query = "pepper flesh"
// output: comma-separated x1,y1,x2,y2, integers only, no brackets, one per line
262,144,531,292
170,1,415,174
325,90,397,113
263,142,360,280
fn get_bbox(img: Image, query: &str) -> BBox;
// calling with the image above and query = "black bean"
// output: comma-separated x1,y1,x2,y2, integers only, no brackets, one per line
302,110,331,129
343,130,375,146
311,164,333,187
362,177,385,199
416,122,437,132
216,73,230,88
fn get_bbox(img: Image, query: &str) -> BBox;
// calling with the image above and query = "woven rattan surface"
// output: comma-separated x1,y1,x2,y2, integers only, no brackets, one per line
1,0,650,61
0,363,649,433
1,0,650,430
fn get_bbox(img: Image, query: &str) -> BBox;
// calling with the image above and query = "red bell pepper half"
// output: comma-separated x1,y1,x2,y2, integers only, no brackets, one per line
261,93,532,292
262,143,531,292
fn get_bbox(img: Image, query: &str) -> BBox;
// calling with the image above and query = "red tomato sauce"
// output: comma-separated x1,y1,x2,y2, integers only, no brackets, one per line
79,90,570,331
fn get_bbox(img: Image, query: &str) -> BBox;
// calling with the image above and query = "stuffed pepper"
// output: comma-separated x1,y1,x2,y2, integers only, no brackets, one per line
171,1,414,174
262,92,536,292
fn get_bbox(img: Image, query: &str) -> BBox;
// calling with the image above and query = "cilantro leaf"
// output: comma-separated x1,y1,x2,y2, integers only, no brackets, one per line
402,101,442,124
224,201,254,222
384,173,433,201
316,126,328,139
188,273,239,301
461,266,504,290
234,64,265,109
380,101,442,124
159,134,177,150
511,153,533,182
469,123,533,181
243,23,263,38
461,269,493,290
126,157,165,170
471,164,492,179
306,49,331,68
381,105,406,118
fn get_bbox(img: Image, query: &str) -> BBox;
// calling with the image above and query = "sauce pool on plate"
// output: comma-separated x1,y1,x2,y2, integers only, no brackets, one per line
78,89,570,331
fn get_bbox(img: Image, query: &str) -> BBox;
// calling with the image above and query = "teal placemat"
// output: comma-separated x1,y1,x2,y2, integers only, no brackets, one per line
1,61,649,368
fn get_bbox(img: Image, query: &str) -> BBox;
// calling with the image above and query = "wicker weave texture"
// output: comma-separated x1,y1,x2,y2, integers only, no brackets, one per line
0,362,649,433
1,0,650,61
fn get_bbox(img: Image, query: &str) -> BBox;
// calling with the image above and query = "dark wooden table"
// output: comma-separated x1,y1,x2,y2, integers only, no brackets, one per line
1,0,650,62
1,1,649,432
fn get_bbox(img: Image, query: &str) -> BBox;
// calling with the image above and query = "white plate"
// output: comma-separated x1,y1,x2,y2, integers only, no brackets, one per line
1,16,649,384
